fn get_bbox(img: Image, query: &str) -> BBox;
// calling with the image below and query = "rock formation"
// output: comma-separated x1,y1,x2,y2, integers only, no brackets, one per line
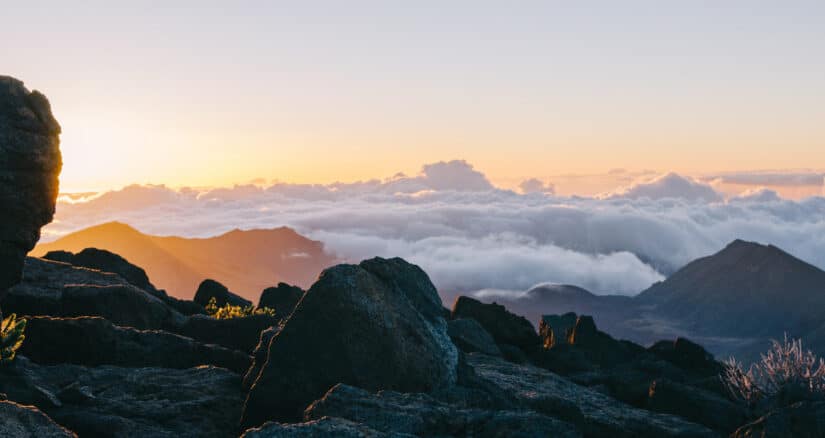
0,76,61,306
257,282,304,318
194,278,252,308
242,257,459,427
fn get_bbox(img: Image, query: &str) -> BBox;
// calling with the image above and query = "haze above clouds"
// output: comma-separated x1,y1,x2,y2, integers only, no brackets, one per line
46,160,825,297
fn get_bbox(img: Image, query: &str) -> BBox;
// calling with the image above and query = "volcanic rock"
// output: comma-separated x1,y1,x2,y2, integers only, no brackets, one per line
242,417,404,437
305,383,581,437
447,318,502,357
451,296,540,352
258,282,304,318
177,313,278,354
19,316,250,373
194,279,252,308
0,76,61,297
242,257,458,427
0,400,75,437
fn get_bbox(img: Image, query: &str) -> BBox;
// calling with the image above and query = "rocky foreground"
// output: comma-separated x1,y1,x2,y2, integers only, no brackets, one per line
0,250,820,437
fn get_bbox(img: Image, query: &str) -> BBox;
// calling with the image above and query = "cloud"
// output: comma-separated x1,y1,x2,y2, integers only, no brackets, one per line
707,171,825,187
518,178,555,194
43,162,825,298
606,173,723,202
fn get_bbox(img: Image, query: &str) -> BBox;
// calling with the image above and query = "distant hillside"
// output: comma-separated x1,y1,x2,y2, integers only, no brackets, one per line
33,222,337,301
478,240,825,360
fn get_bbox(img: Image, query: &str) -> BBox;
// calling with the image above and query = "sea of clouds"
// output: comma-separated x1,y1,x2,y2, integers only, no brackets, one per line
46,160,825,297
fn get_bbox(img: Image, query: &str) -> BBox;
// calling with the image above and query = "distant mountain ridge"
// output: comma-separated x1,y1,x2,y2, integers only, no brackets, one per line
478,239,825,361
32,222,337,301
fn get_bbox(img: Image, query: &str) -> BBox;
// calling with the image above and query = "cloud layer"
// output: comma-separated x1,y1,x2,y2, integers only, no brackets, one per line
46,162,825,298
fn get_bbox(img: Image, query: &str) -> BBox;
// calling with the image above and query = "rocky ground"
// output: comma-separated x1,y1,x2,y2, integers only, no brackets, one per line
2,250,821,437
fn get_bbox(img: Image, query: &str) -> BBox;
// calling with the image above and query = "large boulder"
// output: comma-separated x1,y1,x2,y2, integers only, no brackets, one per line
304,383,582,437
194,279,251,308
257,282,304,319
20,316,250,373
647,378,748,433
243,326,281,389
0,401,75,437
465,353,717,437
447,318,502,357
242,257,459,427
0,76,61,297
3,257,185,330
177,313,279,353
451,296,540,352
0,357,244,438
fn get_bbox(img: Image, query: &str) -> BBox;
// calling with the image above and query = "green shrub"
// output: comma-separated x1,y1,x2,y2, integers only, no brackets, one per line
1,314,26,364
205,297,276,319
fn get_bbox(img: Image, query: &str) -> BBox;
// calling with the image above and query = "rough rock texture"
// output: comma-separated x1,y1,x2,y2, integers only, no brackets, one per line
0,76,61,297
43,248,155,294
447,318,502,357
566,315,645,367
242,257,459,427
451,296,540,352
243,326,281,389
305,384,581,438
242,417,405,438
0,357,244,438
177,313,278,354
3,257,185,330
465,353,717,437
732,401,825,438
194,278,252,308
0,401,75,437
258,282,304,318
20,316,250,373
647,378,747,433
539,312,578,348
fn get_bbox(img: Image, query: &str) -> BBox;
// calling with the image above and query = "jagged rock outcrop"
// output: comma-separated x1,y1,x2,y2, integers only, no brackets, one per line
465,353,717,437
0,76,62,300
451,296,540,353
242,417,404,437
258,282,304,318
0,401,75,437
20,316,250,373
304,384,582,437
41,247,206,314
447,318,502,357
539,312,578,348
4,257,185,330
0,357,243,437
194,279,252,308
43,248,156,294
242,257,459,427
177,313,279,353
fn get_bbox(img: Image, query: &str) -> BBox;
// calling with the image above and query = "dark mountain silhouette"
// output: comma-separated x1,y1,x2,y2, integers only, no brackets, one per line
637,239,825,338
32,221,337,302
479,240,825,360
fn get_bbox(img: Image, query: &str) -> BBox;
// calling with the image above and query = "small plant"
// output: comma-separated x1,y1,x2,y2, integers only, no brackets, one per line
1,314,27,364
723,334,825,406
205,297,276,319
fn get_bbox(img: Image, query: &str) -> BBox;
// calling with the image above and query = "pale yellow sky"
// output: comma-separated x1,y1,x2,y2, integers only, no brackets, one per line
5,2,824,193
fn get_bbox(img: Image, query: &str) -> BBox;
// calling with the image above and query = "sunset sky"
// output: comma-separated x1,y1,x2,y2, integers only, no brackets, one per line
5,1,825,193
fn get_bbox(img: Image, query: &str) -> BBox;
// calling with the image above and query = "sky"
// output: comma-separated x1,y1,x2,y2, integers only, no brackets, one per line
4,1,825,193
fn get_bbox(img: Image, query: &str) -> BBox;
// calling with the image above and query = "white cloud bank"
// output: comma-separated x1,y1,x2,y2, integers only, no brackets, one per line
45,162,825,297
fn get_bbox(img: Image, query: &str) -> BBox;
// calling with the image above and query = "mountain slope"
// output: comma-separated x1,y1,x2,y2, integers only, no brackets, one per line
638,239,825,338
32,222,336,301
